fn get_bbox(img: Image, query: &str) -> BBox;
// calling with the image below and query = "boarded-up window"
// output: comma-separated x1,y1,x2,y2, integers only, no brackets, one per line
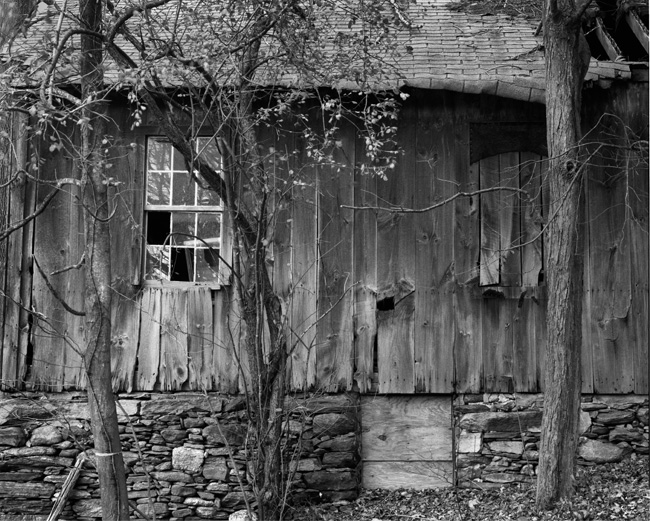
470,123,547,287
144,137,226,285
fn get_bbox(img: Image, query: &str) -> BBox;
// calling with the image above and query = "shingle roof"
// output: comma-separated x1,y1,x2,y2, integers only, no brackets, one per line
2,0,645,104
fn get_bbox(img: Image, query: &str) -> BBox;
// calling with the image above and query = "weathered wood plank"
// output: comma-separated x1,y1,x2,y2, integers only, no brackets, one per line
376,104,416,393
158,288,189,390
512,293,542,391
414,93,455,392
213,288,239,394
136,287,161,390
482,298,514,393
362,461,453,490
110,295,140,392
479,156,501,285
352,137,377,393
519,152,544,286
187,287,214,390
361,395,452,461
453,135,482,393
377,291,415,393
1,114,28,390
499,152,522,286
289,122,318,390
316,122,355,391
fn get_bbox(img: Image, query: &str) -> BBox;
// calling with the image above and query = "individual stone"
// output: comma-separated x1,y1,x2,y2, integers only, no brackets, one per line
173,508,193,518
522,450,539,461
206,482,230,493
184,417,206,429
197,506,218,518
222,491,255,508
5,456,73,467
184,497,214,507
4,446,56,457
322,452,356,468
578,439,625,463
162,428,187,443
579,411,592,434
116,400,139,421
30,424,63,446
581,402,608,412
138,502,169,517
203,457,229,481
316,434,357,452
141,395,224,416
290,458,322,472
0,481,55,498
458,411,542,433
171,484,196,497
637,408,648,425
0,427,26,447
312,413,356,437
486,441,523,455
202,424,246,446
609,426,644,443
173,447,205,473
457,431,482,453
302,470,356,490
229,509,258,521
596,410,636,425
151,471,192,483
72,499,103,517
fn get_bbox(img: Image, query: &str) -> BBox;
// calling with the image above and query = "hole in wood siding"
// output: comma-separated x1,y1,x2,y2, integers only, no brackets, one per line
376,296,395,311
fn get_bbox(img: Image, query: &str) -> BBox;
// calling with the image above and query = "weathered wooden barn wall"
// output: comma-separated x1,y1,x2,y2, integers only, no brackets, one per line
1,87,647,395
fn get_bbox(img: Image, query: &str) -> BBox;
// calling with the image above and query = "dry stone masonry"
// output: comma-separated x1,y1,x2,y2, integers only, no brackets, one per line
0,392,361,520
454,393,649,487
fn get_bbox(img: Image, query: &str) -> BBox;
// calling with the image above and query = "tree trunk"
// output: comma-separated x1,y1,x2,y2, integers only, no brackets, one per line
80,0,130,518
536,0,591,510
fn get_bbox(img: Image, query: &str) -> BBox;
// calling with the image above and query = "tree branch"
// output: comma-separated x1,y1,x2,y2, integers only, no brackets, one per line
33,256,86,316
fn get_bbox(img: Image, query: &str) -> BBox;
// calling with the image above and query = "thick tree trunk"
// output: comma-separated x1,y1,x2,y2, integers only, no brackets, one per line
80,0,130,518
536,0,591,510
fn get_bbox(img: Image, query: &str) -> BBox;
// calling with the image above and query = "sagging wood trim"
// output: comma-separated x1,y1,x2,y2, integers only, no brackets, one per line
595,16,625,62
626,9,649,54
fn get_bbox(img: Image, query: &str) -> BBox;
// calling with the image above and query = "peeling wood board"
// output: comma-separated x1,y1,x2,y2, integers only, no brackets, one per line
376,104,416,393
110,294,140,393
499,152,522,286
519,152,544,286
478,155,500,286
1,115,28,389
413,93,455,393
453,129,482,394
482,298,515,393
29,145,79,391
352,136,377,394
158,288,189,390
213,288,239,394
289,122,318,390
187,287,214,390
316,121,354,391
377,292,415,393
136,287,161,390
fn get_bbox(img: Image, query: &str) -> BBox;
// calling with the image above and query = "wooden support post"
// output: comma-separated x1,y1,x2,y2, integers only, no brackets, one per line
47,452,87,521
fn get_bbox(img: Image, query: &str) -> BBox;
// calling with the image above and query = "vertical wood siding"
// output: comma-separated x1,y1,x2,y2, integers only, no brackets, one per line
7,89,647,394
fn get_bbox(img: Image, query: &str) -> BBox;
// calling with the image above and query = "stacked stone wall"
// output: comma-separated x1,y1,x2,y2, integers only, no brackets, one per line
0,392,361,520
455,393,649,488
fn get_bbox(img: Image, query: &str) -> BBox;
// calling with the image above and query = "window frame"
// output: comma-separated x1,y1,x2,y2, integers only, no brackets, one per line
142,136,227,289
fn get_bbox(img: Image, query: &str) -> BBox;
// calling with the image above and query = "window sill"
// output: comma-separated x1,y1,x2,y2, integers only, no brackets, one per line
142,280,223,291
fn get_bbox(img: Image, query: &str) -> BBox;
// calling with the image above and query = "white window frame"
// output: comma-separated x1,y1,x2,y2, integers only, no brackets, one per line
143,136,226,288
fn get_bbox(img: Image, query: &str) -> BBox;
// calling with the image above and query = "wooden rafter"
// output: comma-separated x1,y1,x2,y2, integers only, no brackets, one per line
626,8,649,54
595,16,625,61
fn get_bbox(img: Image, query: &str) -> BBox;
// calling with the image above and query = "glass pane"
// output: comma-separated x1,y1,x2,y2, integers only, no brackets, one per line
146,212,171,245
148,139,171,171
195,247,220,282
147,171,171,206
145,245,170,281
172,212,196,245
172,171,195,206
197,185,220,207
170,247,192,281
197,137,221,170
172,147,186,171
197,213,221,246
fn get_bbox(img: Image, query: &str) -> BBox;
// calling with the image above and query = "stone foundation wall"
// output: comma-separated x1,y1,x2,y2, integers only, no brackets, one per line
0,392,361,520
455,393,649,488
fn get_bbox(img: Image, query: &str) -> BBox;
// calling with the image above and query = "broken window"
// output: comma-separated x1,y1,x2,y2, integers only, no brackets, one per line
470,123,548,287
144,137,224,285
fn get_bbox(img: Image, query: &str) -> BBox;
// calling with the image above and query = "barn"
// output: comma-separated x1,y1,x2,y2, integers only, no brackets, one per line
0,0,647,518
